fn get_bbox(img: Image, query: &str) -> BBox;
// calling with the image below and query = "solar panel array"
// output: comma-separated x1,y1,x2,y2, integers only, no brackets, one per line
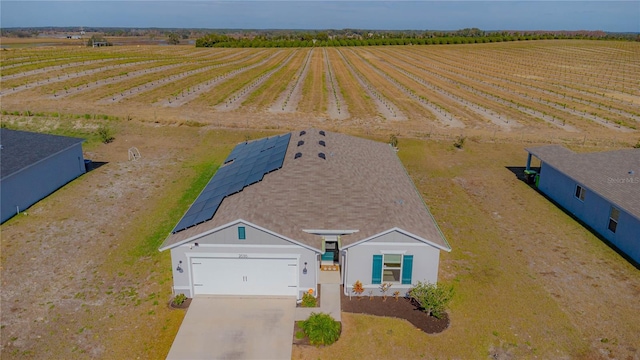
172,133,291,233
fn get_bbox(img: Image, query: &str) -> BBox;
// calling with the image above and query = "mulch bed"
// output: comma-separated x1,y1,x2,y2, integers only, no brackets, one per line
168,297,192,310
340,286,449,334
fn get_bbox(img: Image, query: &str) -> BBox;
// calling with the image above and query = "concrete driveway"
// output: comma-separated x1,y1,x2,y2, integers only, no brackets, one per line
166,296,296,360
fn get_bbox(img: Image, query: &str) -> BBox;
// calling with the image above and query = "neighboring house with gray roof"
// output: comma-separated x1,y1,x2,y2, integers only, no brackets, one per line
160,129,451,299
526,145,640,264
0,129,86,223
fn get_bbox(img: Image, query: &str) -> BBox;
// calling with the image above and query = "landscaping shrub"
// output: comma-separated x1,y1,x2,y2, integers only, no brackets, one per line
408,281,454,319
454,135,466,149
172,293,187,306
301,312,340,346
301,292,317,307
97,124,114,143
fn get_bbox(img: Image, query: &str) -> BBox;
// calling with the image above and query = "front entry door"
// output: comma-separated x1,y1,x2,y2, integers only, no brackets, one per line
322,241,338,262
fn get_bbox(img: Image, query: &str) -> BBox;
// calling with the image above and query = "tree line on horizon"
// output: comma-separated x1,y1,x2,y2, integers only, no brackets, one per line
2,27,638,45
195,29,638,48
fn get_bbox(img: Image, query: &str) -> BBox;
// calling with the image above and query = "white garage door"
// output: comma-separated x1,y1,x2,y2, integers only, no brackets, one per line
191,257,298,296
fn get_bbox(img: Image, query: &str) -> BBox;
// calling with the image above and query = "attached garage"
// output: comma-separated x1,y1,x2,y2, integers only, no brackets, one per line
190,256,299,296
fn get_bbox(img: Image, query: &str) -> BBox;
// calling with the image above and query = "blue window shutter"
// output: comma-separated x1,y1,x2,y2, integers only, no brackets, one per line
238,226,246,240
401,255,413,284
372,255,382,284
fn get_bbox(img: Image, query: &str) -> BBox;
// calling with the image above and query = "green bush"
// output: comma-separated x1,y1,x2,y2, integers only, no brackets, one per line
408,281,454,319
172,293,187,306
97,124,114,144
301,292,317,307
301,312,340,346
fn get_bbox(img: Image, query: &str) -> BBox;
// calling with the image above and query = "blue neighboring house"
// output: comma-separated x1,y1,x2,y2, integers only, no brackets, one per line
1,129,86,223
525,145,640,265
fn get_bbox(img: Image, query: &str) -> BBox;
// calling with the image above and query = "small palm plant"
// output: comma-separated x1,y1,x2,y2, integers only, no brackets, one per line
380,283,392,301
352,280,364,300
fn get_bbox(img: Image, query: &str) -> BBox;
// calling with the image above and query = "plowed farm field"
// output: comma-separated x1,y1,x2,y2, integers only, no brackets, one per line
1,40,639,143
2,40,639,360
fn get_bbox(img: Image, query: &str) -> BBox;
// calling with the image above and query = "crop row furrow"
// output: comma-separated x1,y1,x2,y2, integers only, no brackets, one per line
323,48,347,118
397,49,634,131
1,58,134,80
432,47,639,100
0,60,158,97
217,51,297,111
352,49,465,128
51,62,182,99
367,49,520,129
160,50,282,107
104,50,269,104
272,48,313,112
336,49,403,120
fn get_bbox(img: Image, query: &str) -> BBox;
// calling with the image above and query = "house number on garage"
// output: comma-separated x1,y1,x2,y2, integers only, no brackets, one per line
238,254,248,258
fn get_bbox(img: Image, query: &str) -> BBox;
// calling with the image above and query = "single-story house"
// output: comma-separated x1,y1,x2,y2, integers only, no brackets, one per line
0,129,86,224
525,145,640,264
159,129,451,299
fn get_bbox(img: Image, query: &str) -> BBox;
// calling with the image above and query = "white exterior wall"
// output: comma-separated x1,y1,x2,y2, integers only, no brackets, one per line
344,230,441,296
169,222,319,298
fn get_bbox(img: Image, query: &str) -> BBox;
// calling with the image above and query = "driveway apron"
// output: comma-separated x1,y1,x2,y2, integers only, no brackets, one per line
166,296,296,360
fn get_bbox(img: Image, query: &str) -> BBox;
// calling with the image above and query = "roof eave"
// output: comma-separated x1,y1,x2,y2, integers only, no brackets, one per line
342,227,451,252
159,218,323,253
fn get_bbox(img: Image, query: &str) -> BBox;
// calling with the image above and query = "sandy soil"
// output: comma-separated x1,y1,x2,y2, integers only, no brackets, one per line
270,49,313,113
336,49,404,121
216,51,296,112
323,48,350,120
0,60,157,97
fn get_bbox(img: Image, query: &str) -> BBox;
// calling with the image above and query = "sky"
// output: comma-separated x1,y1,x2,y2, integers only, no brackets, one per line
1,1,638,32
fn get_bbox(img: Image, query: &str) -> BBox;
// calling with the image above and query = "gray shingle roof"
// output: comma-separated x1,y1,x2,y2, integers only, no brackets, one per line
161,129,450,251
527,145,640,219
0,129,85,180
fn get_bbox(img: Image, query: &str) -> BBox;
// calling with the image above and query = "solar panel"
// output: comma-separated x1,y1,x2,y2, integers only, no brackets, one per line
172,133,291,233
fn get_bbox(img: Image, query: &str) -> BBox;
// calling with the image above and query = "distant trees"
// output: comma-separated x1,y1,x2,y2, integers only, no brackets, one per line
191,29,636,48
86,35,112,47
167,33,180,45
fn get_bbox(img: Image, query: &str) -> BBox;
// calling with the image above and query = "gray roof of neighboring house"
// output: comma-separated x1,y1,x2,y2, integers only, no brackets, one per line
527,145,640,219
161,129,451,251
0,129,85,180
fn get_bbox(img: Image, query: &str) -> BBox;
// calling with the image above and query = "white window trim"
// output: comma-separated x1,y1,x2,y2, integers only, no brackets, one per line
381,253,404,284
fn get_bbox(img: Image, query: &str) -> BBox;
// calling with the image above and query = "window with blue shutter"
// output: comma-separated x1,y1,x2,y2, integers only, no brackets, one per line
372,255,383,284
238,226,246,240
401,255,413,284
